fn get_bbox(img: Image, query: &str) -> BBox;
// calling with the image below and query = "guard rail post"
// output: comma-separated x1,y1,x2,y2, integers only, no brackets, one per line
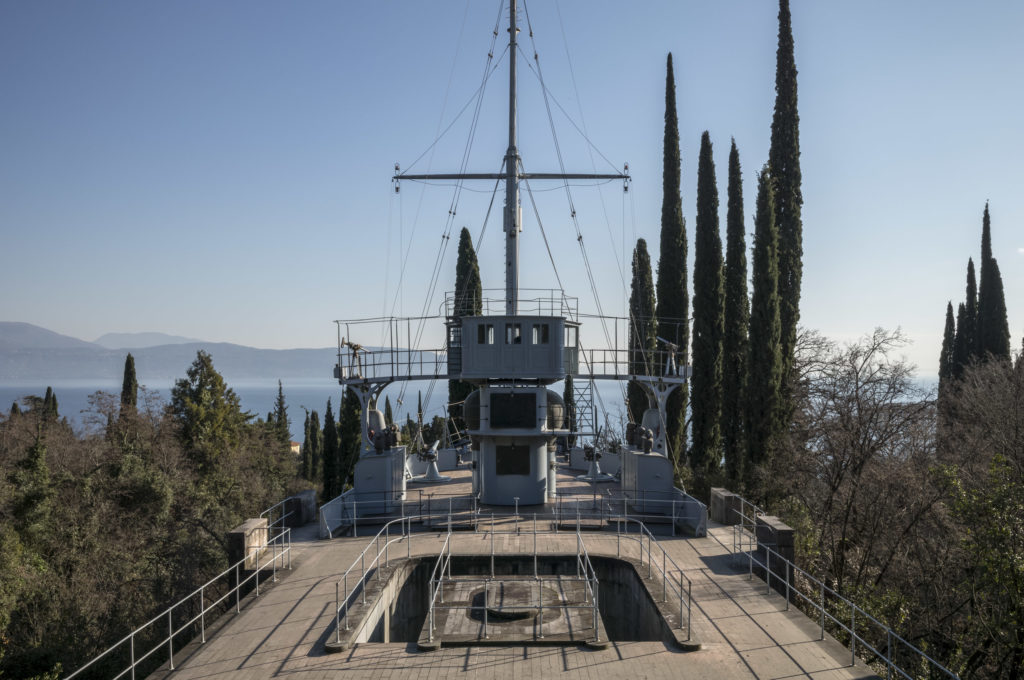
167,609,174,669
200,586,206,643
851,607,856,667
819,582,825,640
537,578,544,639
335,583,341,644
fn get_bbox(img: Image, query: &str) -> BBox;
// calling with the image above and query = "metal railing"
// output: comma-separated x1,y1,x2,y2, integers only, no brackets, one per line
64,526,292,680
336,347,448,383
329,511,694,646
425,516,601,643
730,500,958,679
576,347,690,380
553,487,707,537
444,289,579,318
318,484,708,540
319,489,481,539
260,495,299,532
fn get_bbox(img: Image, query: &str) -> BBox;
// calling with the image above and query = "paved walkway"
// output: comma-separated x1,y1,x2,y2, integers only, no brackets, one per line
148,472,881,680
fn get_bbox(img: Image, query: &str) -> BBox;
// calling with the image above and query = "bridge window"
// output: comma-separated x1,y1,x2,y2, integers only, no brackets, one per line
565,326,577,348
477,324,495,344
505,323,522,344
532,323,550,344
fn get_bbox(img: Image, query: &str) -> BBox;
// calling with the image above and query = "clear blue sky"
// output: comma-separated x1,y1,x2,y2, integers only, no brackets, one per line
1,0,1021,378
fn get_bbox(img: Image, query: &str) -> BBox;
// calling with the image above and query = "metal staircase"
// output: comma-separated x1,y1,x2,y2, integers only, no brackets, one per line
572,378,597,442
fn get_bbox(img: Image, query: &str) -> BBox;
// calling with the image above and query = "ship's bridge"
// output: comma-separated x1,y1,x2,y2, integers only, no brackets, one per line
334,289,688,387
447,311,577,383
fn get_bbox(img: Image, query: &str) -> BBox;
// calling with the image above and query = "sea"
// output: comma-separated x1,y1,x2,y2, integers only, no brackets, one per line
0,379,630,443
0,379,417,443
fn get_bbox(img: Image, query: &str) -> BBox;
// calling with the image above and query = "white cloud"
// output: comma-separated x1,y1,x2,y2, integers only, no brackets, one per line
1019,247,1024,255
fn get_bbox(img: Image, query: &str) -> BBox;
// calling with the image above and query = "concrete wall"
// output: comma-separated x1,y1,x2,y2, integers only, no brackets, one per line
478,437,548,505
285,489,317,527
568,446,587,471
436,447,461,471
227,517,268,570
353,448,407,513
709,488,743,525
755,515,794,599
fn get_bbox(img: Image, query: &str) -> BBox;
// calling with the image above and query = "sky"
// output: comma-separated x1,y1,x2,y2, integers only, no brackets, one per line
1,0,1021,379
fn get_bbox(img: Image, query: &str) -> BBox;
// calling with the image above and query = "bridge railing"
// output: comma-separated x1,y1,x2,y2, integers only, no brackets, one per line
64,510,294,680
730,498,959,679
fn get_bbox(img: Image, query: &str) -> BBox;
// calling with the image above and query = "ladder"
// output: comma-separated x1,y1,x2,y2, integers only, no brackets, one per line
572,378,597,443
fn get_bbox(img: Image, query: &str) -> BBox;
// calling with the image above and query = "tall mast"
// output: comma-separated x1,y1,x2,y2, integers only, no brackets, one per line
392,0,628,317
504,0,520,316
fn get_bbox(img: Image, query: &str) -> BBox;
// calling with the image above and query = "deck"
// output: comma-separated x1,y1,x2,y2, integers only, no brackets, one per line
147,468,880,680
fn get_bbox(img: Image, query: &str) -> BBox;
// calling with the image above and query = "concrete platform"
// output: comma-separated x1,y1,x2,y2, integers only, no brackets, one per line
419,577,606,648
145,467,882,679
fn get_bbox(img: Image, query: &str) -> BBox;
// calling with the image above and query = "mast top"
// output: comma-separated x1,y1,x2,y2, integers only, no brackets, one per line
392,0,628,318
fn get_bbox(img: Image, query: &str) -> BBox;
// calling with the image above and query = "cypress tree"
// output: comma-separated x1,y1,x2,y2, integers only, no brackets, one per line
746,167,783,491
563,374,577,448
952,302,971,379
690,131,725,483
721,140,749,487
979,257,1011,361
449,227,483,430
976,203,1011,361
964,258,978,361
655,53,689,465
338,388,362,488
120,353,138,414
937,301,956,437
628,238,658,425
322,398,339,501
384,395,394,426
42,386,58,421
10,402,21,416
769,0,803,397
301,410,311,480
938,302,956,388
272,380,290,448
308,410,322,483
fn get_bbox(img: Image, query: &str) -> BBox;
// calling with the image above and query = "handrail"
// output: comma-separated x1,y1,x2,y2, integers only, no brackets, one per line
330,511,695,645
318,486,707,541
64,525,292,680
260,495,298,531
730,504,959,679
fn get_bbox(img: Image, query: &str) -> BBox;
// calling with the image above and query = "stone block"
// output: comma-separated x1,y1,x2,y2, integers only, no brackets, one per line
754,515,795,600
709,488,744,525
227,517,268,571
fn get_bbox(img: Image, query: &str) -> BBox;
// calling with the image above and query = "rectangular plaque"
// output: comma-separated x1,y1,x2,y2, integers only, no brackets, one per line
490,392,536,429
495,444,530,476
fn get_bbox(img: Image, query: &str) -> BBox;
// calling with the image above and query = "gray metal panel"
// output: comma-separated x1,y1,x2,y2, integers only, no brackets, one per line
459,315,566,381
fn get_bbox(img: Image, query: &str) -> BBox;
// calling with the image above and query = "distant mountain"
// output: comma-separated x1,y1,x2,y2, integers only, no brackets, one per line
0,322,340,382
94,332,201,349
0,322,99,351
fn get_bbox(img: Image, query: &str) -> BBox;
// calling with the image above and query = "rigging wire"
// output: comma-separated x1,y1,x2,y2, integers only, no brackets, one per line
517,5,669,443
549,0,628,317
387,45,509,326
514,18,625,417
396,0,508,409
